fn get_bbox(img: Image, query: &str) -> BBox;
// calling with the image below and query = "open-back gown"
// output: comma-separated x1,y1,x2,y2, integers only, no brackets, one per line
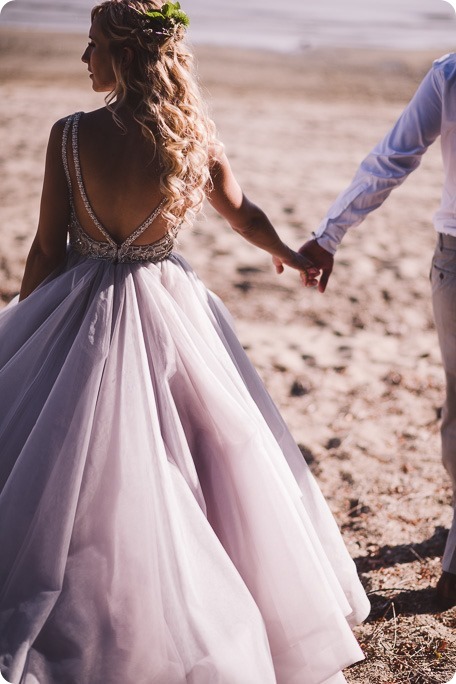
0,112,370,684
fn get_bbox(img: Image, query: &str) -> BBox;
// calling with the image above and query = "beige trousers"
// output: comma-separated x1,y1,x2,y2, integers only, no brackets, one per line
431,233,456,574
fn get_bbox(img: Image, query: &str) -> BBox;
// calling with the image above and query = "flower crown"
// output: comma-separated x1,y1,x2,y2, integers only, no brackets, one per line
131,2,190,38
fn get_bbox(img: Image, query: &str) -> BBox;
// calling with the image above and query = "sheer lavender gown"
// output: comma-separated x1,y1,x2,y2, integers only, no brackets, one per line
0,112,370,684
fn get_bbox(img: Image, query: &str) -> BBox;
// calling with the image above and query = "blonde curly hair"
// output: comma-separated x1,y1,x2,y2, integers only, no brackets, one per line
91,0,219,228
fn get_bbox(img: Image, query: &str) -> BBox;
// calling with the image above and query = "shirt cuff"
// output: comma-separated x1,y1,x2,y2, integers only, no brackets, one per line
312,231,338,255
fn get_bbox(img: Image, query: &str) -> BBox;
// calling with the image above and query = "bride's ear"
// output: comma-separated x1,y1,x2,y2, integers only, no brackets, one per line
122,47,134,67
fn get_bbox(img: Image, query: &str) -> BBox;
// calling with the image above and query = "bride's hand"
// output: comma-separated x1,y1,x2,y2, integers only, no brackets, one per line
272,250,320,287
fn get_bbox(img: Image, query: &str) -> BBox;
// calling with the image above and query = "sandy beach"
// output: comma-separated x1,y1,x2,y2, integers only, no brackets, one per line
1,27,455,681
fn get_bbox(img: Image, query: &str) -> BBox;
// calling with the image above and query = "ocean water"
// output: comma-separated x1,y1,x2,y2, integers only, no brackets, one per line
1,0,456,52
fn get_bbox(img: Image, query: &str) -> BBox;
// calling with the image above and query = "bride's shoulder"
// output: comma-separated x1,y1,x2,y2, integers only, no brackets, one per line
48,112,84,137
43,114,79,150
47,108,107,143
50,108,107,132
44,111,87,157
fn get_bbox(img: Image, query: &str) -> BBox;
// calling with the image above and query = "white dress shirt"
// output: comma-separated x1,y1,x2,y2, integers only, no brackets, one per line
314,53,456,254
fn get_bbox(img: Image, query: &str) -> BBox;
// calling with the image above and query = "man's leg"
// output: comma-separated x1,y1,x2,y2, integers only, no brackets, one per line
439,364,456,576
431,233,456,606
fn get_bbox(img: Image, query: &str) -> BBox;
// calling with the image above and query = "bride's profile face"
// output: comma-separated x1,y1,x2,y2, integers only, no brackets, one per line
81,17,117,93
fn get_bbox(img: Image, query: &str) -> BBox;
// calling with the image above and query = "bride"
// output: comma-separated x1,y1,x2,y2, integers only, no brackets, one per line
0,2,370,682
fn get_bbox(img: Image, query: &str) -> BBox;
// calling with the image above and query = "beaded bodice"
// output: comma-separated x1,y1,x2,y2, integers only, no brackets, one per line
62,112,177,264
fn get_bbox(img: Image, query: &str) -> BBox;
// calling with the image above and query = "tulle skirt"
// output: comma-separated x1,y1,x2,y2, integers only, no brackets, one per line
0,250,370,684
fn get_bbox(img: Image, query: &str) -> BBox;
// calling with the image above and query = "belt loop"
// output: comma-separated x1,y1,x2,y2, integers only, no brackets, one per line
439,233,444,251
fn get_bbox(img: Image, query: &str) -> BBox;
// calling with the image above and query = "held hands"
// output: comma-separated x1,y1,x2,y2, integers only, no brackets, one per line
274,239,334,293
300,239,334,292
272,239,334,292
272,246,321,288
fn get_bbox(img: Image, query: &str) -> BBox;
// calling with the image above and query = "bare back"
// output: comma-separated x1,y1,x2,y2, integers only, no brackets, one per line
67,107,169,246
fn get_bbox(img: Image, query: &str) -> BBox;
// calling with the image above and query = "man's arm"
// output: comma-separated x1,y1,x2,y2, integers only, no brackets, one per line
300,59,445,291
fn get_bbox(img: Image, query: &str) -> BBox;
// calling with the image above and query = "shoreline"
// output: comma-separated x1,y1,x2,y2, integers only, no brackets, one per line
1,0,456,54
0,26,446,104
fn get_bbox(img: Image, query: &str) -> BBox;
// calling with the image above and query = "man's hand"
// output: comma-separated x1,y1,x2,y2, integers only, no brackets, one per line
272,249,321,287
298,239,334,293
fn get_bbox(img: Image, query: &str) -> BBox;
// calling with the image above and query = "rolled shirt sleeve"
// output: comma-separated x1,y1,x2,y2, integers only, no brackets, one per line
314,60,444,254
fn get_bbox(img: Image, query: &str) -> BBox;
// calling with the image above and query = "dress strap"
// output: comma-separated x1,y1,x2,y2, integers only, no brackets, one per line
120,198,167,251
71,112,118,248
61,115,74,201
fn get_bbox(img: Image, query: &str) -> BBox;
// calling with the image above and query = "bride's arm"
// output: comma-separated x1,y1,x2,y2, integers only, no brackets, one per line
206,152,317,281
19,120,70,301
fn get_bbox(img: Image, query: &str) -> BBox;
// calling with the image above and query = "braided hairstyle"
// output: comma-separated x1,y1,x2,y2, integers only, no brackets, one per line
91,0,219,227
